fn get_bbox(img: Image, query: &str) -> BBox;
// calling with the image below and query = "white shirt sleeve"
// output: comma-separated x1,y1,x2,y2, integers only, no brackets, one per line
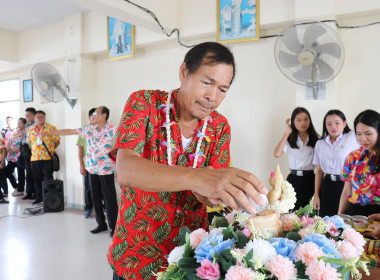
312,140,321,166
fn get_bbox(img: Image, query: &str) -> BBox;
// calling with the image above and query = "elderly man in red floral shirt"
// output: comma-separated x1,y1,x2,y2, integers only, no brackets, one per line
109,42,267,280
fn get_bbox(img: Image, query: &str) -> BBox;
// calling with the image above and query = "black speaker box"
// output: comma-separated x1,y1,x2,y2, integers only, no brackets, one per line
42,179,64,212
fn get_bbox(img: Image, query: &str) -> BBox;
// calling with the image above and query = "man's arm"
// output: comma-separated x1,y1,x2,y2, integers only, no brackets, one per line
115,148,268,214
54,140,60,148
78,145,86,176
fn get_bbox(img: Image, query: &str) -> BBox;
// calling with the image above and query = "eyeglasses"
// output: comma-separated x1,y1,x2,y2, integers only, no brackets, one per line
36,116,45,119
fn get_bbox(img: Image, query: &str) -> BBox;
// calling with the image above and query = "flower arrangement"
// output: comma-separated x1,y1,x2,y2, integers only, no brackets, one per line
157,166,370,280
157,205,369,280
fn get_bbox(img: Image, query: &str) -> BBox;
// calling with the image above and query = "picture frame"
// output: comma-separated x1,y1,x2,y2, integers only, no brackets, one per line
217,0,260,43
107,16,135,60
23,79,33,102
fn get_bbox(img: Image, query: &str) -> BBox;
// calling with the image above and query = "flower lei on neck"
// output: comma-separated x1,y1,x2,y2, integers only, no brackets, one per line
159,90,210,167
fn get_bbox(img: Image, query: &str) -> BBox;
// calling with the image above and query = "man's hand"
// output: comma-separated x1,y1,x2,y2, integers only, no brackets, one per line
80,165,86,176
363,223,380,239
192,191,220,207
0,161,4,169
192,167,268,214
368,213,380,223
313,195,320,210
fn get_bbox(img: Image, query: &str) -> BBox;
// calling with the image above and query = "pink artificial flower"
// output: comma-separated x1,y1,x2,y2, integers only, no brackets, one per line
196,259,220,280
241,228,251,238
294,242,324,265
326,221,339,237
298,226,314,239
190,228,209,249
337,240,360,259
281,214,300,231
342,228,365,255
305,260,340,280
225,212,235,225
225,265,256,280
265,255,297,280
301,214,315,227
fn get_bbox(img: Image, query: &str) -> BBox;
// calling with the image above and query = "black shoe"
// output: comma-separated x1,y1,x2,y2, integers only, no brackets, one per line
90,225,108,234
110,229,115,238
32,198,42,205
22,195,33,200
0,199,9,204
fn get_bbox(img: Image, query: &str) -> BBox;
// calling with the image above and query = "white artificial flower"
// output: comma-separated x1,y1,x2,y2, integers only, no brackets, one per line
243,238,277,266
209,227,227,236
167,245,185,265
268,181,297,214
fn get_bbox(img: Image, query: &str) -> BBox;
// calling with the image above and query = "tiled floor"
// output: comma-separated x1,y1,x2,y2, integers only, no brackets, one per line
0,194,113,280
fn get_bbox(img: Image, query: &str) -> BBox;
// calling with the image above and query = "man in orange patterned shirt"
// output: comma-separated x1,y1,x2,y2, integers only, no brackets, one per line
26,111,60,205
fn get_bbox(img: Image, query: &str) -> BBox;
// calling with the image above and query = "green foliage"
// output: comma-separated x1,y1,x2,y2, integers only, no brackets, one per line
214,216,229,228
233,230,249,249
178,227,191,245
295,260,306,279
152,222,171,244
178,257,198,274
286,231,302,242
217,249,236,275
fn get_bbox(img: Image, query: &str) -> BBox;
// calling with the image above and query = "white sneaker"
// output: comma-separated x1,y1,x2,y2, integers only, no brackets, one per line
12,191,24,196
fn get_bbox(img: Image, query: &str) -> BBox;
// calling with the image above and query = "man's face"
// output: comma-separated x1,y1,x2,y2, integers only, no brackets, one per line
92,108,106,124
89,114,96,125
6,118,12,127
178,61,233,120
25,111,35,123
35,113,45,126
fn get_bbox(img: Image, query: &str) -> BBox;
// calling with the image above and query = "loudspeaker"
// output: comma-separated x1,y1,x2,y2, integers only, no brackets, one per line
43,179,64,212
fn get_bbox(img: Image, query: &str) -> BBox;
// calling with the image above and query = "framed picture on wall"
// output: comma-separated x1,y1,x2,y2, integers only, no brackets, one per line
107,16,135,60
23,79,33,102
217,0,260,43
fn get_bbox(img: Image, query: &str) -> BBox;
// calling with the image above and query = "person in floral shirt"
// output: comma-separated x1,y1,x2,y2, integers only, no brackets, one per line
339,109,380,216
53,106,118,236
0,136,8,203
108,42,267,280
27,111,60,205
5,118,26,196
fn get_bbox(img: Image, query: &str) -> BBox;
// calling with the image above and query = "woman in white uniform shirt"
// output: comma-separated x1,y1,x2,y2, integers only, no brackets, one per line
313,109,360,217
275,107,320,210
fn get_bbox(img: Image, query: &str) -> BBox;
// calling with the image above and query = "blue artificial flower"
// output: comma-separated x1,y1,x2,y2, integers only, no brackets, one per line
268,237,297,261
302,233,341,259
323,215,351,229
194,234,235,263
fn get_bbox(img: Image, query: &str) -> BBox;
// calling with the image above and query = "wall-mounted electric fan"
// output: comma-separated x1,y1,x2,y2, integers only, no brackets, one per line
31,63,77,109
274,20,345,99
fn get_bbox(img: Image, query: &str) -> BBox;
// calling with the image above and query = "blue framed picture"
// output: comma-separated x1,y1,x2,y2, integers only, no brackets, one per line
23,79,33,102
217,0,260,43
107,16,135,60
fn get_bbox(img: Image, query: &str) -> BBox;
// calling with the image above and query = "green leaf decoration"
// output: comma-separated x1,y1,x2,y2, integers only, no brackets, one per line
139,258,163,280
145,204,169,222
158,192,173,204
132,218,151,232
217,248,236,274
135,243,163,259
242,248,254,268
130,99,147,112
178,257,198,274
152,222,171,244
233,230,249,249
295,260,306,279
115,223,128,240
174,211,186,228
135,140,145,155
124,202,138,224
286,231,302,242
215,216,229,228
222,227,234,240
182,194,198,211
182,233,194,258
111,240,129,261
121,255,141,269
178,227,191,245
122,186,137,201
140,193,156,206
120,131,142,144
121,271,137,280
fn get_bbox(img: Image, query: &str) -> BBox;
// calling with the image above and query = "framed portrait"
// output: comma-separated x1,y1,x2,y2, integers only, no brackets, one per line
23,79,33,102
217,0,260,43
107,16,135,60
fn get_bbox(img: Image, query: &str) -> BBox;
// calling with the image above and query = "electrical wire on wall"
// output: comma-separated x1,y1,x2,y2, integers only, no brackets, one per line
124,0,380,44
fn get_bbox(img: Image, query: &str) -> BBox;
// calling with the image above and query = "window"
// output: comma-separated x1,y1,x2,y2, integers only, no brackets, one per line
0,79,20,131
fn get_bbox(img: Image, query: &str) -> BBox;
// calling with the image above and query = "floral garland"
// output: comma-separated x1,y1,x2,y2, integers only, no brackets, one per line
267,180,297,214
159,90,209,167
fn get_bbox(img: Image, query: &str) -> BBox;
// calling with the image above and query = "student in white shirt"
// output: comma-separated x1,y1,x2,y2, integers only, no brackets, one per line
274,107,320,210
313,109,360,217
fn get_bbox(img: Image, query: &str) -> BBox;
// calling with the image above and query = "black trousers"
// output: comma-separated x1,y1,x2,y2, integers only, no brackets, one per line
0,166,6,199
84,171,93,211
287,173,315,211
319,176,344,217
30,160,53,200
345,203,380,216
24,153,35,196
113,272,124,280
5,159,25,192
88,173,118,230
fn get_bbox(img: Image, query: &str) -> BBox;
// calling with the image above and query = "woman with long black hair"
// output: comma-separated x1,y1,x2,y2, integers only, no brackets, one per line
274,107,319,210
338,109,380,216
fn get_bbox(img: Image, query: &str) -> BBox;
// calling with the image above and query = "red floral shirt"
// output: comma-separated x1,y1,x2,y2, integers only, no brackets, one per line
107,89,231,279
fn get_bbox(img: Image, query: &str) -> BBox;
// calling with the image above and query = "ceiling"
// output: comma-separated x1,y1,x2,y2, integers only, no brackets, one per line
0,0,88,32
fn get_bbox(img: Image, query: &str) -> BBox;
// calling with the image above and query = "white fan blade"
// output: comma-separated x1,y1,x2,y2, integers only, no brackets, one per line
293,65,312,83
314,42,341,58
314,58,334,80
281,28,302,54
303,24,327,49
278,51,300,68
